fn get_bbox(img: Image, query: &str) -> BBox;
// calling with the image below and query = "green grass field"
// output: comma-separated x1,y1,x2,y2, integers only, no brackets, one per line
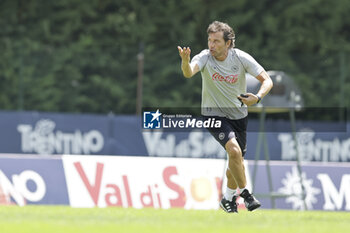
0,206,349,233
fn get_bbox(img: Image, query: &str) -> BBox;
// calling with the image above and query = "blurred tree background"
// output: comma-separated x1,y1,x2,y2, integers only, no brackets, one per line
0,0,349,115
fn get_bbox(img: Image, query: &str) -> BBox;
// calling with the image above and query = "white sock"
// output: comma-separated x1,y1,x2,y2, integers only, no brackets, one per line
224,187,237,201
239,187,248,194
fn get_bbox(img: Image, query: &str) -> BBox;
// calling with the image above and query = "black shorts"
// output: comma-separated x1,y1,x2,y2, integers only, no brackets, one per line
205,116,247,157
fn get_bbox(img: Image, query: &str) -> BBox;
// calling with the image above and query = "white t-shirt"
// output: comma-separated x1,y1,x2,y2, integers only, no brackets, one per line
191,48,264,119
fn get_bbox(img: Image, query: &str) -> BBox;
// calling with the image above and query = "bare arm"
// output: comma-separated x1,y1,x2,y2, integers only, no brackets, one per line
255,70,273,98
177,46,200,78
238,70,273,106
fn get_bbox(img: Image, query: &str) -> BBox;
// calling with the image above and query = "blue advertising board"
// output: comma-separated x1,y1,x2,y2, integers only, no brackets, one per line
248,160,350,211
0,110,349,162
0,155,69,205
0,111,111,155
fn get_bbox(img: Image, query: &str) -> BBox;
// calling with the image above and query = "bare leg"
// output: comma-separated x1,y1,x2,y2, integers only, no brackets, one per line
225,138,246,188
222,138,261,212
226,169,238,189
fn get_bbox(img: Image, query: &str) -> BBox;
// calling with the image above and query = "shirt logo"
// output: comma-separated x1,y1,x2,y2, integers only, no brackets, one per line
212,72,238,84
219,132,225,140
231,65,239,72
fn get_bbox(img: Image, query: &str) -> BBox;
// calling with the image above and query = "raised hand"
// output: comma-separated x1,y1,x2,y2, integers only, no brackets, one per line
177,46,191,63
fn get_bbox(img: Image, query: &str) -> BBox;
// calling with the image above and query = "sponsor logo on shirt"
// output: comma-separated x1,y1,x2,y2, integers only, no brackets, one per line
212,72,238,84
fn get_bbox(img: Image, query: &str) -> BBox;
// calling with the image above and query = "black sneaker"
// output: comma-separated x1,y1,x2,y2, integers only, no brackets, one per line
220,196,238,213
240,189,261,211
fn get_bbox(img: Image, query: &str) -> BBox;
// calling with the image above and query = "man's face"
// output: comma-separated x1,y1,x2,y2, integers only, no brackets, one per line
208,31,230,60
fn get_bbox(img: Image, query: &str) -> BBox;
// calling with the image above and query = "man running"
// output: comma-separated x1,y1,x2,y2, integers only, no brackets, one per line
178,21,273,213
